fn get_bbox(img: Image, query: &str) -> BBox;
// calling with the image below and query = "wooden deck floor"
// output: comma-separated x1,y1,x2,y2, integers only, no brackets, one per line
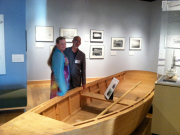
0,78,152,134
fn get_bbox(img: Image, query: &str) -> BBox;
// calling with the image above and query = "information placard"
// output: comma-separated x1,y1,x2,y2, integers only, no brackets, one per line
104,77,119,100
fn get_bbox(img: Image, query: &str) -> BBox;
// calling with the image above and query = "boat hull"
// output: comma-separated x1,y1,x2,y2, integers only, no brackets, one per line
0,70,157,135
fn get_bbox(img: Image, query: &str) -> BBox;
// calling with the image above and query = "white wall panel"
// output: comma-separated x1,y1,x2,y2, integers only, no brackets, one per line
0,14,6,74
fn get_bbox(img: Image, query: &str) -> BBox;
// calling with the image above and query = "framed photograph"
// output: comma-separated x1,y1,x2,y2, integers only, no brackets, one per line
129,38,142,50
36,26,54,42
60,28,77,42
111,37,125,50
90,30,104,42
104,77,119,100
166,35,180,48
90,45,104,59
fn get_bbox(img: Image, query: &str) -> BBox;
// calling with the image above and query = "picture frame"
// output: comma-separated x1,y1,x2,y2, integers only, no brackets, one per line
90,30,104,42
60,28,77,42
36,26,54,42
129,38,142,50
90,45,104,59
111,37,125,50
166,35,180,48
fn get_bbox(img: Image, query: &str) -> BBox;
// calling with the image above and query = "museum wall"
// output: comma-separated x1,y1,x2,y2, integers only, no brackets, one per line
26,0,162,81
147,1,162,73
0,0,27,89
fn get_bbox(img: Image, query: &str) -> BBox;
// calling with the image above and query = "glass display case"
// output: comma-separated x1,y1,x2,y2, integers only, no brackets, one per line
157,1,180,82
152,2,180,134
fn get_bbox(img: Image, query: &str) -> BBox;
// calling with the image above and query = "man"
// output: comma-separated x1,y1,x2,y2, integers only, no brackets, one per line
64,36,86,89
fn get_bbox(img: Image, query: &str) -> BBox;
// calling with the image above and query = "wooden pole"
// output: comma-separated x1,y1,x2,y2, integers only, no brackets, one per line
96,81,142,117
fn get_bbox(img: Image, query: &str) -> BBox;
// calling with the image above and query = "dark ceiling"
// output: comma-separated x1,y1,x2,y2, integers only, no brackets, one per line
140,0,156,2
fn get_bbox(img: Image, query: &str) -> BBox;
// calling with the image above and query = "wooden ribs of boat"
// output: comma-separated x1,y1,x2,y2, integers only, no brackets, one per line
0,70,157,135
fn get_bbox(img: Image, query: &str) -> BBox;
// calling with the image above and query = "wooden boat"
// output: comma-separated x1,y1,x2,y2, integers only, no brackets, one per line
0,70,157,135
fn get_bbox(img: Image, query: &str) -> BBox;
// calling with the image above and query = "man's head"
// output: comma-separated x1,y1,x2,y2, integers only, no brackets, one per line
72,36,81,49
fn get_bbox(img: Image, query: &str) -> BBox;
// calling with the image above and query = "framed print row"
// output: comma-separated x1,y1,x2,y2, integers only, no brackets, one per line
111,37,142,50
35,28,103,43
35,27,78,42
35,26,142,51
60,29,104,43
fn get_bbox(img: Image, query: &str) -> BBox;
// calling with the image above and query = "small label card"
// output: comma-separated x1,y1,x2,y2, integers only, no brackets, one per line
111,51,116,56
12,54,24,62
129,51,134,56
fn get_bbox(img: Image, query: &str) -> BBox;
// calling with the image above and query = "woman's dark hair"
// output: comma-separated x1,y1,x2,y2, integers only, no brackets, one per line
56,36,65,44
47,37,65,67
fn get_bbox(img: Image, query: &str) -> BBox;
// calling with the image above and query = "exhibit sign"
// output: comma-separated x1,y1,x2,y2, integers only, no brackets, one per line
0,14,6,74
12,54,24,62
104,77,119,100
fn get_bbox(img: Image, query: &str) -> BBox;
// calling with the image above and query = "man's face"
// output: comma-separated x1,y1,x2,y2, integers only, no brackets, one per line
73,37,81,48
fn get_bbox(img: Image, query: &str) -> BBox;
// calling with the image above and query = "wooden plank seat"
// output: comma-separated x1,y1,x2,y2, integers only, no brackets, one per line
0,88,27,111
81,92,137,106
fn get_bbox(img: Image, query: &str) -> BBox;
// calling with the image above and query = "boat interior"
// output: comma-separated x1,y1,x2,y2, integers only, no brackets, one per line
29,70,157,126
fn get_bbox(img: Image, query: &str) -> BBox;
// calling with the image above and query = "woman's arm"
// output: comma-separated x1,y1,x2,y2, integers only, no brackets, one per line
52,49,68,96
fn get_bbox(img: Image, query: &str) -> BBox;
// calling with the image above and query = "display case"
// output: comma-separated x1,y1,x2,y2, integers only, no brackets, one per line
157,1,180,81
152,1,180,134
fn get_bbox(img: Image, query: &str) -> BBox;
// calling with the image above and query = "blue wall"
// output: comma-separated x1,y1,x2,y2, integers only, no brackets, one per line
0,0,27,89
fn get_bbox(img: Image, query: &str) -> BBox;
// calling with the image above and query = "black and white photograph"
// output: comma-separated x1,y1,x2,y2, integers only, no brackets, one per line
92,48,102,56
111,38,125,50
36,26,54,42
60,28,77,42
90,45,104,58
107,89,113,97
90,30,104,42
166,35,180,48
112,84,116,89
130,38,142,50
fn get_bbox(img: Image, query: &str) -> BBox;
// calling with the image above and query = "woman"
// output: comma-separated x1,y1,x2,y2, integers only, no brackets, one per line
48,37,70,99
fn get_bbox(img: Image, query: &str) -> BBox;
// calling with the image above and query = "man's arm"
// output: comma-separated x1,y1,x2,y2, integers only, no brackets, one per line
81,53,86,88
82,84,86,89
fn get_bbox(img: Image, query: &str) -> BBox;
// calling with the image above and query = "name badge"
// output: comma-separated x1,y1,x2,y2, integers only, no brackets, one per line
75,60,80,64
